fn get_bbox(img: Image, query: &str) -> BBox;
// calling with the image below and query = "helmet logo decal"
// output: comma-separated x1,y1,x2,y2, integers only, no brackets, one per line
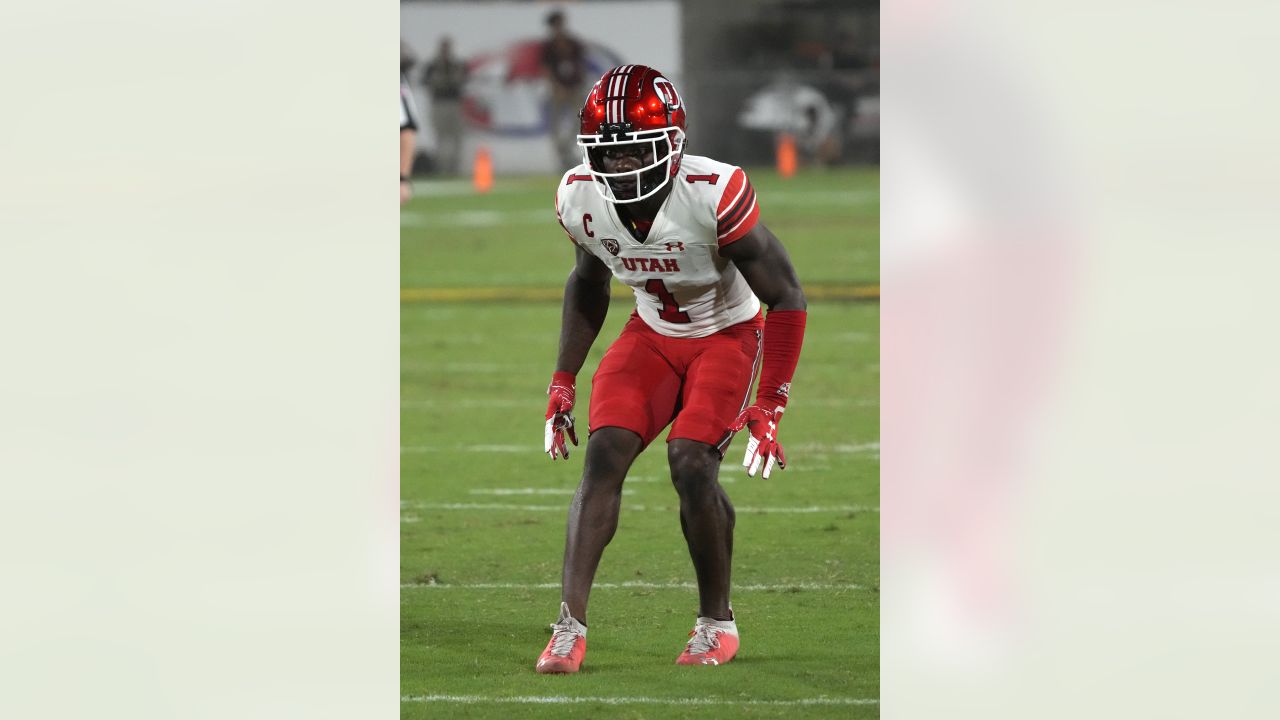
653,77,681,110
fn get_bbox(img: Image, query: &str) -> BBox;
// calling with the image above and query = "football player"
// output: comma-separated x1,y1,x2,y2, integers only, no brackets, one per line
536,65,807,673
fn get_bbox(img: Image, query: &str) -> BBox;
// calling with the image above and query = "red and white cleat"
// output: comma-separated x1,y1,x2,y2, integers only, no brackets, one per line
535,602,587,674
675,617,739,666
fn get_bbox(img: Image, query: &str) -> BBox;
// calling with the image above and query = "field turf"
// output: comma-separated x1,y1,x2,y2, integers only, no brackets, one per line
401,168,879,718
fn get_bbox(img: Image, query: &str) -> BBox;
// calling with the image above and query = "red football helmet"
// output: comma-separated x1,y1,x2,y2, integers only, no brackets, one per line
577,65,687,204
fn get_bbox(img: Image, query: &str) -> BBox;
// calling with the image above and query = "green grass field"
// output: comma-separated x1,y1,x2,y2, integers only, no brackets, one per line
401,167,879,718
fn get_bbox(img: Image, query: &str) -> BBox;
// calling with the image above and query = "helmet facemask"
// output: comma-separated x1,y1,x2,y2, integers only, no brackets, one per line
578,127,686,204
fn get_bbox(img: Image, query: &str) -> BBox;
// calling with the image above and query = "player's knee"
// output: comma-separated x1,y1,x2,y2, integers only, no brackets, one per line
578,472,624,501
582,427,643,488
668,440,720,496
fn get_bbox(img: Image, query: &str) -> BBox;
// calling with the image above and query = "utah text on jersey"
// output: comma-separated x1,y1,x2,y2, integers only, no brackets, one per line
555,154,762,338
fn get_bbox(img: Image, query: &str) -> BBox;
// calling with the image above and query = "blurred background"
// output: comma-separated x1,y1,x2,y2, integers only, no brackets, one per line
4,0,1278,716
400,0,877,177
400,0,880,715
8,0,1280,717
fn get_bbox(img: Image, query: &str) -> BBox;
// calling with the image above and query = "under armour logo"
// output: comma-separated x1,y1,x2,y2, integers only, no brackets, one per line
778,382,791,398
664,241,685,252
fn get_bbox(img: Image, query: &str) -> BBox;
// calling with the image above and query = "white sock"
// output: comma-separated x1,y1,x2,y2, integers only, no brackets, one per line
697,616,738,635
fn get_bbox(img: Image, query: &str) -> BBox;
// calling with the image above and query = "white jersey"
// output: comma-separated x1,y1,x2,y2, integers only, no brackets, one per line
555,154,763,338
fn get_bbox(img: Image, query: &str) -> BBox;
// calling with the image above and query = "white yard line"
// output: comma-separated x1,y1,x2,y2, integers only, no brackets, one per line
532,475,736,484
411,180,526,197
793,441,880,456
763,189,879,206
401,580,865,591
401,694,878,706
402,398,530,409
400,209,548,227
401,502,877,514
402,442,878,456
802,397,879,408
400,333,549,347
468,488,635,496
403,362,517,373
401,445,533,453
402,397,877,410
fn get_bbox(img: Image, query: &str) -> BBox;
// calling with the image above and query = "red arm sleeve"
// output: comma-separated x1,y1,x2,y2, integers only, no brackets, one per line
715,168,760,247
755,309,807,411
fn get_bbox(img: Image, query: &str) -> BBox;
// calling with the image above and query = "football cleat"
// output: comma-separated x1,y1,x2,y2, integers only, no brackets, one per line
535,602,587,674
675,616,739,666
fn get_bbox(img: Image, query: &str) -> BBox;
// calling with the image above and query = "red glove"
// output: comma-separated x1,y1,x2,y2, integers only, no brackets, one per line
730,405,786,478
729,309,806,478
544,371,579,460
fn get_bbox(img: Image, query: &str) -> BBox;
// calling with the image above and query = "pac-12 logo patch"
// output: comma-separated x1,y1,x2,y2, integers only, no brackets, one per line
602,237,621,256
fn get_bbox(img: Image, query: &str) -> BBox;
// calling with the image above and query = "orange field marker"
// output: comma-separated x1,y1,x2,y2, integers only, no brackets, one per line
473,146,493,193
777,132,797,178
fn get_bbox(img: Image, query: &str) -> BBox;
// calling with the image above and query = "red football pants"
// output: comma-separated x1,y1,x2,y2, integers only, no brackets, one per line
589,313,763,452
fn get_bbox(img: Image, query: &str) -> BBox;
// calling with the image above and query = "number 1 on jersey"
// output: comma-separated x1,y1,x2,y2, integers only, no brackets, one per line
644,279,692,324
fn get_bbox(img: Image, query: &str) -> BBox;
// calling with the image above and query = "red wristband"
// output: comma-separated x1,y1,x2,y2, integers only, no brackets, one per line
755,309,806,409
550,371,576,390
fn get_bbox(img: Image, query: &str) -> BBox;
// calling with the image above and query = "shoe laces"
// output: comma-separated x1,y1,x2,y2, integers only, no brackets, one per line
548,618,583,657
685,623,725,655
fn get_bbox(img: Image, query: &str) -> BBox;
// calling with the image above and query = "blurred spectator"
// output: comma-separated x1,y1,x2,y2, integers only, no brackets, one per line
420,37,468,176
738,78,844,166
401,40,421,203
540,9,587,168
401,70,420,205
401,39,417,75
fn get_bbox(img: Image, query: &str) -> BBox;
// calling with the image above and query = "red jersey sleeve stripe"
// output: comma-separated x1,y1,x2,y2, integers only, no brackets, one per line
718,185,756,232
717,189,756,244
717,192,759,245
715,168,748,219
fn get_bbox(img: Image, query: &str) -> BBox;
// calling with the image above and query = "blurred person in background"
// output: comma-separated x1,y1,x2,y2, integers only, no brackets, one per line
537,65,808,674
738,77,844,167
401,42,421,204
540,9,587,168
420,37,468,176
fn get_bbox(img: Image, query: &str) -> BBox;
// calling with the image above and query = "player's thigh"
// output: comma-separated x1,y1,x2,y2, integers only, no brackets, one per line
589,325,682,448
669,327,762,450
